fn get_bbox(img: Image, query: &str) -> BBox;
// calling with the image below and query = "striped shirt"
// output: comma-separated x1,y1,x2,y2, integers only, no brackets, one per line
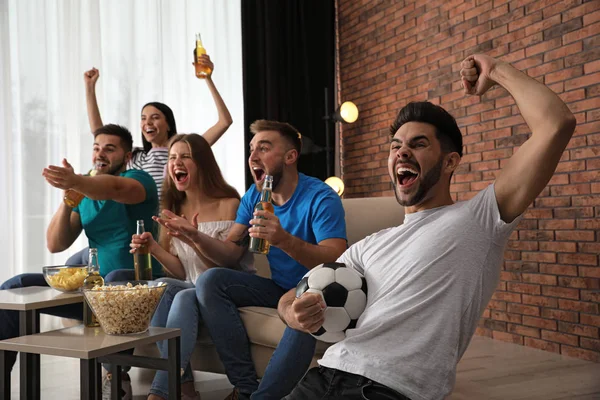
128,147,168,199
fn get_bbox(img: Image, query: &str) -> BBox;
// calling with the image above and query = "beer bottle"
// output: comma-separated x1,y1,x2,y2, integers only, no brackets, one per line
249,175,274,254
133,220,153,281
83,248,104,327
63,169,97,208
194,33,212,79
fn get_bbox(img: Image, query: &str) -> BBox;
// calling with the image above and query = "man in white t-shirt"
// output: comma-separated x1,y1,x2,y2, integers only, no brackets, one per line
280,53,576,400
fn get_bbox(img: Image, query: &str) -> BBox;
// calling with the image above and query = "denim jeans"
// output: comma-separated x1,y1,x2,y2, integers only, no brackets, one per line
0,270,133,371
284,367,411,400
149,277,198,399
195,268,317,400
65,246,90,265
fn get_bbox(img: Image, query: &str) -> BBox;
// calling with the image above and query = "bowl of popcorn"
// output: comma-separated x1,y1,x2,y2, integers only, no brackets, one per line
43,265,88,292
83,282,167,335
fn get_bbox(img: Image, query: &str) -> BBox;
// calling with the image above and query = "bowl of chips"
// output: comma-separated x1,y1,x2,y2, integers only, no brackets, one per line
43,265,89,292
83,282,167,335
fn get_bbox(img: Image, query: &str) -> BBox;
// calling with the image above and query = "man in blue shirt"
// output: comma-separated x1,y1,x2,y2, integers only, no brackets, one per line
0,124,158,375
154,120,347,400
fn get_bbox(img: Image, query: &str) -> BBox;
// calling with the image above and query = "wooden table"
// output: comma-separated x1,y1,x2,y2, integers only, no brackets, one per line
0,286,83,400
0,325,181,400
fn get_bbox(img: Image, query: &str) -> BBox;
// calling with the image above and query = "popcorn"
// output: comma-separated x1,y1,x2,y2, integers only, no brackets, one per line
84,282,166,335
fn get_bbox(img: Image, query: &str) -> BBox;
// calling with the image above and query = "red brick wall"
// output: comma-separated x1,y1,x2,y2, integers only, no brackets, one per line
337,0,600,362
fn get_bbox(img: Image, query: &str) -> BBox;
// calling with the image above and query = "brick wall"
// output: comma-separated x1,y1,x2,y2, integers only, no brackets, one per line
337,0,600,362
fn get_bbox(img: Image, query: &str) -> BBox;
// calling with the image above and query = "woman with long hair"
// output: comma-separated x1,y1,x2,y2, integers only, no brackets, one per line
83,54,232,196
130,134,253,400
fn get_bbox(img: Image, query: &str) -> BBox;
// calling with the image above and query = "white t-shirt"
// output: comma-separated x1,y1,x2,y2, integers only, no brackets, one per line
170,220,255,284
128,147,168,198
319,184,521,400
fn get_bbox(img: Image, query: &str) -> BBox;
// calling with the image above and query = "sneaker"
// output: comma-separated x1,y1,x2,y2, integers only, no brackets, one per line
101,372,132,400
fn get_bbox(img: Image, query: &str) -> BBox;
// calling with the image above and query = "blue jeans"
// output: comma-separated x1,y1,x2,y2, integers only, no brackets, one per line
0,270,133,371
149,277,198,399
195,268,317,400
65,247,90,265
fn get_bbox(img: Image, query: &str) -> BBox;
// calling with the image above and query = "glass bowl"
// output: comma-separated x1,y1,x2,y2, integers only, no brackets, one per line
42,265,88,292
83,281,167,335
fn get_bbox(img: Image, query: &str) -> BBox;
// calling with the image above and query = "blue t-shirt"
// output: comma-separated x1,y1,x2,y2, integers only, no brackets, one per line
73,169,160,277
236,173,347,290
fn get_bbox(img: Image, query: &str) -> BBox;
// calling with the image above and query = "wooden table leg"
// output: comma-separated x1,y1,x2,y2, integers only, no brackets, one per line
110,363,122,400
95,359,102,400
167,336,181,400
80,359,96,400
19,310,40,400
1,350,10,400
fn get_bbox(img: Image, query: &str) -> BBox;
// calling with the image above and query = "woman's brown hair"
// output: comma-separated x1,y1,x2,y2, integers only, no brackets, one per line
158,134,240,251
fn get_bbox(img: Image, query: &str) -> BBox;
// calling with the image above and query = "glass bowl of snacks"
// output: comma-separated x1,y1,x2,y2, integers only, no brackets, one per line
83,281,167,335
43,265,88,292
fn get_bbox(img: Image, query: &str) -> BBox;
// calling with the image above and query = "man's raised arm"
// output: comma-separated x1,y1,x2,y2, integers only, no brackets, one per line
461,54,576,223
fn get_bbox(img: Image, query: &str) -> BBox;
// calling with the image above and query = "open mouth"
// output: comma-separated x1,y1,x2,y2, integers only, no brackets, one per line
396,166,419,187
145,128,156,136
95,161,108,169
252,167,265,183
174,169,189,184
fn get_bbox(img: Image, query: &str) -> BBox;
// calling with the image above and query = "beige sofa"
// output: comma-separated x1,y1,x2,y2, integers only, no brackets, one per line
136,196,405,377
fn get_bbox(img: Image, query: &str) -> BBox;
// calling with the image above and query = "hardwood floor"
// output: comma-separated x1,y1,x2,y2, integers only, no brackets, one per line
450,336,600,400
8,336,600,399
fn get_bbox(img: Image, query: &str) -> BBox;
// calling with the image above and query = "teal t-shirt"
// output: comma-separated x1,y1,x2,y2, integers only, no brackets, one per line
73,169,161,277
236,173,347,290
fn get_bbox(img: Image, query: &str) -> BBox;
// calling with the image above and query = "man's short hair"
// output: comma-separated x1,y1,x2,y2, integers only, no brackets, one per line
250,119,302,154
93,124,134,153
389,102,463,157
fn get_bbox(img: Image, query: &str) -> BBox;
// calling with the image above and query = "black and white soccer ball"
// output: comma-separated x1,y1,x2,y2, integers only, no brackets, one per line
295,262,368,343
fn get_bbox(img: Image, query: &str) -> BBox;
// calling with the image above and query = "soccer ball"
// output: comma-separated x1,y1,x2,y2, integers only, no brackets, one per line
295,262,368,343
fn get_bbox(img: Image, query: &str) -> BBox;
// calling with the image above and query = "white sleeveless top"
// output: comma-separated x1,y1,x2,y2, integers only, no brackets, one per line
170,220,255,284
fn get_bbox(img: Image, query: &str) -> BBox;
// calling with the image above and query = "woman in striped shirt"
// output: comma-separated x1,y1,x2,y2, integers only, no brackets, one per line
83,54,232,196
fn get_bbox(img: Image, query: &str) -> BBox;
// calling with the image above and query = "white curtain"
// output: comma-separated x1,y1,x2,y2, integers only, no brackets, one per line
0,0,245,284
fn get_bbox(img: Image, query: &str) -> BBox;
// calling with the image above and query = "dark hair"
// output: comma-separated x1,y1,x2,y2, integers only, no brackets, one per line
250,119,302,154
159,134,240,251
389,102,463,157
93,124,133,153
141,102,177,153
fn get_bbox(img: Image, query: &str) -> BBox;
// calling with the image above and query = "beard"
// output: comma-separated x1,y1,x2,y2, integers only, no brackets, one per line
393,155,444,207
97,158,127,176
256,164,284,192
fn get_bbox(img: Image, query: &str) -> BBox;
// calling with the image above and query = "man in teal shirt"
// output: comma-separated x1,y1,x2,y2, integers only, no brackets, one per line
45,123,160,278
0,123,159,374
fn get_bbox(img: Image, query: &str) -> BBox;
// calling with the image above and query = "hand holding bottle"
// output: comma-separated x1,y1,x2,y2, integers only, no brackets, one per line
129,231,158,254
193,54,214,79
193,33,213,78
249,210,290,248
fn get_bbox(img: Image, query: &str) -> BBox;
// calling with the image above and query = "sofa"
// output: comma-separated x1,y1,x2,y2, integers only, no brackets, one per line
135,195,405,377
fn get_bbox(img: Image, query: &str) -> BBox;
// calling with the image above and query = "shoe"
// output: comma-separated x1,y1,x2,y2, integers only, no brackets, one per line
102,372,132,400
